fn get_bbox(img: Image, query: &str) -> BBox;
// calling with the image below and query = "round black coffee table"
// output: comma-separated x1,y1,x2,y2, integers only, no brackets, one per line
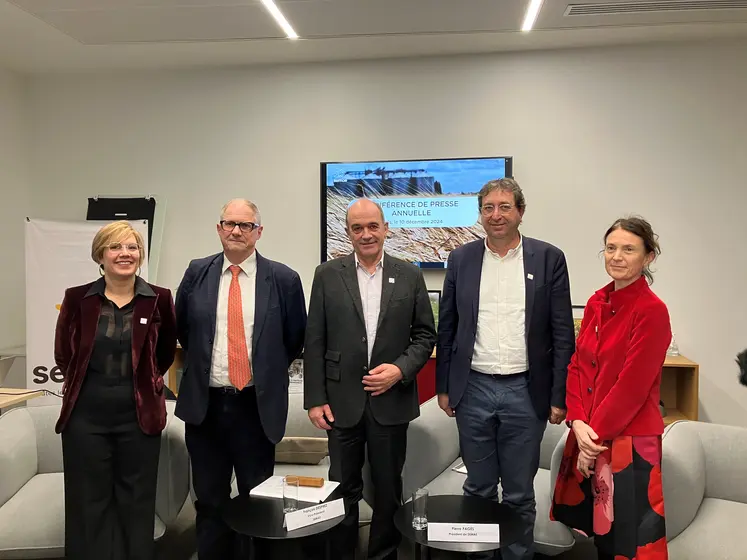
394,494,522,559
223,491,345,559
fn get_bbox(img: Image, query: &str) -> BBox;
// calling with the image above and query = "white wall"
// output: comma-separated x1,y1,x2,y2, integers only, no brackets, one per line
27,39,747,426
0,68,29,352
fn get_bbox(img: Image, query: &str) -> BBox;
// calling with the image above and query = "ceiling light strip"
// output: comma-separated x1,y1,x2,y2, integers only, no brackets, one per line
260,0,299,40
522,0,545,31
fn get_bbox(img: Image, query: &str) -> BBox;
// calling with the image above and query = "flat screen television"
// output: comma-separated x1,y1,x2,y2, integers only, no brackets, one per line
320,156,513,268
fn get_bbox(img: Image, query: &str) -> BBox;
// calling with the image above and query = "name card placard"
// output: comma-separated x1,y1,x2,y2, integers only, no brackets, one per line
427,522,500,543
285,498,345,532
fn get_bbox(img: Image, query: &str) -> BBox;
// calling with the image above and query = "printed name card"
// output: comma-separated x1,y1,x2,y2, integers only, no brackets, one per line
427,522,500,543
285,498,345,532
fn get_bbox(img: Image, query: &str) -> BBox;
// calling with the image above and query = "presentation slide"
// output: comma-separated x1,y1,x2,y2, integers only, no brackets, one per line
321,157,511,266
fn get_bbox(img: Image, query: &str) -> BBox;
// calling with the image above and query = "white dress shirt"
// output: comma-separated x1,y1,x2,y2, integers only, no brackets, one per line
471,236,528,375
210,252,256,388
355,253,384,365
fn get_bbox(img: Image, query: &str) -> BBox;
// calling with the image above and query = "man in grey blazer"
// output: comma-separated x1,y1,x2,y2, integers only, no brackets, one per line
304,198,437,560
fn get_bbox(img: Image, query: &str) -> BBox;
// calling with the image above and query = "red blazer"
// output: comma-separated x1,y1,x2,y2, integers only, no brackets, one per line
566,276,671,441
54,278,177,435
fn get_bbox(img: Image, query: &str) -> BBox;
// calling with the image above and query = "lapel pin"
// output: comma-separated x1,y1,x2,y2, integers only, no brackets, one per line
140,318,148,325
527,273,534,280
389,277,395,283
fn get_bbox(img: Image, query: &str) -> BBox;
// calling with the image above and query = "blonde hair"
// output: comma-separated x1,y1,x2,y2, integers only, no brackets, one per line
91,221,145,267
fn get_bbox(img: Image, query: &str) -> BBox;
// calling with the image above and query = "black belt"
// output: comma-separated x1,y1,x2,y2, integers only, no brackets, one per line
470,369,529,378
209,385,254,395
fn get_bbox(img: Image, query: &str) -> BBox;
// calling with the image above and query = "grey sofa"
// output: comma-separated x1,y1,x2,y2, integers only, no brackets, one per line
661,420,747,559
0,401,190,559
363,396,575,556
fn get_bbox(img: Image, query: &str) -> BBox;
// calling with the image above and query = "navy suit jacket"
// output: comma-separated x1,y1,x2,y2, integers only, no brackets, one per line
435,237,575,420
174,251,307,444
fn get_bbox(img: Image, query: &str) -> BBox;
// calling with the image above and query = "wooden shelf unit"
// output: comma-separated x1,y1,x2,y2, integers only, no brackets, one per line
167,346,184,396
660,354,699,425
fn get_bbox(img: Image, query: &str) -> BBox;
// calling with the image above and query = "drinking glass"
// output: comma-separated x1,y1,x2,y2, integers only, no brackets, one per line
412,487,428,530
283,476,299,513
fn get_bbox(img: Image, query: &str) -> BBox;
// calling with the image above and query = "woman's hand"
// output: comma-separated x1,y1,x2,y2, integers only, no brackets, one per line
577,450,596,479
571,420,608,458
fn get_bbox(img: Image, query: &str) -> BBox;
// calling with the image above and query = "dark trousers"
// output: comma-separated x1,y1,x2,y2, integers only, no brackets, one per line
327,401,408,560
455,371,546,560
186,387,275,560
61,409,161,560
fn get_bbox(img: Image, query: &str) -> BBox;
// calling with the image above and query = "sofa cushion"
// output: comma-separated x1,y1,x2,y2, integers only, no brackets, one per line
155,405,190,527
0,473,64,559
539,422,568,471
25,405,63,474
400,397,460,501
532,468,576,555
661,421,705,540
285,393,324,439
421,458,466,496
691,422,747,503
422,460,574,555
0,409,36,510
154,515,166,541
275,437,328,465
0,473,167,559
668,498,747,560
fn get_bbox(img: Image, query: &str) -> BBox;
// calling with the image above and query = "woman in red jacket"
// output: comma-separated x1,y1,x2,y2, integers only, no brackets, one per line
551,217,671,560
55,221,177,560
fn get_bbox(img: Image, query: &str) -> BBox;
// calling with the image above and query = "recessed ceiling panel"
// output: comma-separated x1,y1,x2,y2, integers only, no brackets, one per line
22,5,283,43
281,0,527,37
8,0,529,44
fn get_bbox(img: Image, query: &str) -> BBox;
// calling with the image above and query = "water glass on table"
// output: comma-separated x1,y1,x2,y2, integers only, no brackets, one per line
412,488,428,530
283,476,299,513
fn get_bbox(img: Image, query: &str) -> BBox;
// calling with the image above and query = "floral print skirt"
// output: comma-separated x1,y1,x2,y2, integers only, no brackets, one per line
550,432,668,560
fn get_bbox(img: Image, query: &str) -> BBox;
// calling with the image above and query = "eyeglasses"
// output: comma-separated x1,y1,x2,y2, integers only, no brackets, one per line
220,220,260,233
108,243,140,253
480,203,515,216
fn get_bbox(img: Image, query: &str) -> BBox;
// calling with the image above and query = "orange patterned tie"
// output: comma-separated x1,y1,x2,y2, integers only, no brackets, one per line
227,265,252,389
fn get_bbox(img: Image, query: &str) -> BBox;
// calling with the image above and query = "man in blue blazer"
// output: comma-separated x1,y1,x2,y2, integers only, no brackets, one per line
436,179,574,560
175,199,306,560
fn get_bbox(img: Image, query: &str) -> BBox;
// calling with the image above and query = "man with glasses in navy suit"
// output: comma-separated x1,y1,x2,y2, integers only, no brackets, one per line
175,199,307,560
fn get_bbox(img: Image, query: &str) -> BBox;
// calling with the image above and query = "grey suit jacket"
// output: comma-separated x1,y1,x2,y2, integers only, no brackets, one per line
304,253,436,428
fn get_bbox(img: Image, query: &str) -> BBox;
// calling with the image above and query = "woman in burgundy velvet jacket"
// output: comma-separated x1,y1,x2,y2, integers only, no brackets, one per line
551,217,671,560
54,220,177,560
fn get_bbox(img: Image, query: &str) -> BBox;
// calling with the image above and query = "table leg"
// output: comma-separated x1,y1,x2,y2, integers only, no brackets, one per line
414,542,430,560
324,533,331,560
